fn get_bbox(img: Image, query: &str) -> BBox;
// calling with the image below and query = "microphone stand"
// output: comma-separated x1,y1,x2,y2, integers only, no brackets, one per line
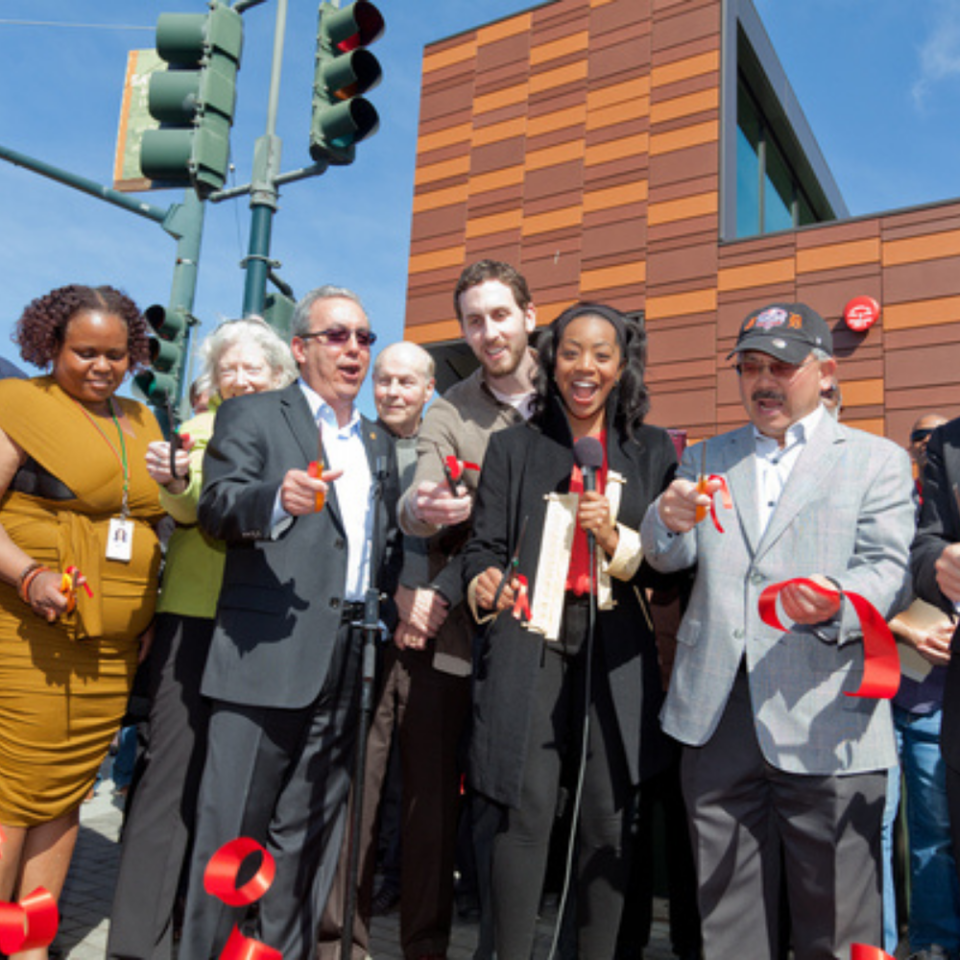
547,463,599,960
342,455,388,960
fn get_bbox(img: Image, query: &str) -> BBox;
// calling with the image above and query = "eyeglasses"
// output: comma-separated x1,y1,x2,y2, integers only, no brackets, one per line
299,327,377,349
910,428,935,444
735,357,815,380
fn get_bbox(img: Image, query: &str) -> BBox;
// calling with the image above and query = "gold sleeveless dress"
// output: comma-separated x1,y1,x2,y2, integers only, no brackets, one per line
0,376,164,826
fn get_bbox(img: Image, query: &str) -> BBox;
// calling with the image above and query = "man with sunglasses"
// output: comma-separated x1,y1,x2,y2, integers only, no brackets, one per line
641,301,916,959
179,286,403,960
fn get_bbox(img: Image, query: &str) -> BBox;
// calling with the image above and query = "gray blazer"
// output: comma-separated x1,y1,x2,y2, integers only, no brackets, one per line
198,383,401,710
641,414,915,776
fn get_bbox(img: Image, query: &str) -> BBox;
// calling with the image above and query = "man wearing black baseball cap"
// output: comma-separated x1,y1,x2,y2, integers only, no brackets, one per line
641,300,916,957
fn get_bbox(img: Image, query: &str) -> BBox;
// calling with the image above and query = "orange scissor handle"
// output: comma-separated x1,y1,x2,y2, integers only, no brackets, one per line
307,461,326,512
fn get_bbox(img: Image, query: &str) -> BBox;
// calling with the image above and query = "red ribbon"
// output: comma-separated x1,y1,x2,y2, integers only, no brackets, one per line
707,474,732,533
203,837,276,908
0,888,59,955
758,579,900,699
220,925,282,960
512,575,531,623
444,456,480,481
851,945,894,960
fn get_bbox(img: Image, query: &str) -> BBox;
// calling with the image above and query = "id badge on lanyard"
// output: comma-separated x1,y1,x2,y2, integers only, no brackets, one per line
106,490,133,563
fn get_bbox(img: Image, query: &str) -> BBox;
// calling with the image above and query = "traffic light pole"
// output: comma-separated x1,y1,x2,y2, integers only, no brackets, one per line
0,144,205,417
0,143,173,235
240,0,287,317
165,191,205,411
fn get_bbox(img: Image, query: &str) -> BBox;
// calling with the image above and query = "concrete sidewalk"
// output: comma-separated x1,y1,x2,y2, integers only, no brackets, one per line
56,770,678,960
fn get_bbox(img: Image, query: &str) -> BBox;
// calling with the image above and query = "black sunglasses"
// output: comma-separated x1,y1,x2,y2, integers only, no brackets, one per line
299,327,377,348
910,428,934,444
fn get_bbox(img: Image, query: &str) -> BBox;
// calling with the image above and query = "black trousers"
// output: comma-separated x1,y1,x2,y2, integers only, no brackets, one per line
108,613,214,960
491,605,634,960
178,622,362,960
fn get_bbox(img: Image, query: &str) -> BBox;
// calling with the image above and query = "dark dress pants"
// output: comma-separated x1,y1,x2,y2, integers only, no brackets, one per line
491,612,634,960
108,613,214,960
179,622,362,960
681,667,886,960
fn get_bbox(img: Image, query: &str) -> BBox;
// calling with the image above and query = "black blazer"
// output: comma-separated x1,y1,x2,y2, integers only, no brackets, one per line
198,383,401,710
463,394,678,808
911,416,960,771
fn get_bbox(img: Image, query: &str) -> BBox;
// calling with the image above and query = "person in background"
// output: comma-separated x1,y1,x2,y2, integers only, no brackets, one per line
107,317,297,960
910,414,949,498
641,302,915,958
464,302,677,959
883,413,960,960
821,376,841,419
0,284,165,960
188,372,215,415
319,340,436,959
178,286,402,960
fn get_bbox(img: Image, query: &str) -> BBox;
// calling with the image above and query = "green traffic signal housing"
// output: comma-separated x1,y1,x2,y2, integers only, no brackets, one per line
134,304,187,405
310,1,385,166
140,2,244,198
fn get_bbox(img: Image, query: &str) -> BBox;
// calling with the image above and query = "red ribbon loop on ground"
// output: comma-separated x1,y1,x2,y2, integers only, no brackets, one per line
512,574,531,623
758,578,900,699
203,837,276,908
707,475,732,533
850,945,894,960
219,925,282,960
0,887,59,954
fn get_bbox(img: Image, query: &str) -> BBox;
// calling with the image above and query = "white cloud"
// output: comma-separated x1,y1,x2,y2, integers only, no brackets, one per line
912,0,960,108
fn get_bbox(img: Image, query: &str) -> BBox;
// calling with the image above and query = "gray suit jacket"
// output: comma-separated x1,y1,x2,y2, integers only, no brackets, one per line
641,414,915,775
198,383,401,710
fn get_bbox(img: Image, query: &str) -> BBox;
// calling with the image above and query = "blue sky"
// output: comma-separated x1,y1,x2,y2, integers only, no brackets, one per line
1,0,959,417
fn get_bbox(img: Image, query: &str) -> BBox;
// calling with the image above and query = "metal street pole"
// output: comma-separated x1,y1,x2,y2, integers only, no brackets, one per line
165,190,206,415
241,0,288,317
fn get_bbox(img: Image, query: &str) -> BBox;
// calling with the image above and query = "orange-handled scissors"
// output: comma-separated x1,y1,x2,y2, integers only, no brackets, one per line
307,459,326,512
59,565,93,613
694,440,708,523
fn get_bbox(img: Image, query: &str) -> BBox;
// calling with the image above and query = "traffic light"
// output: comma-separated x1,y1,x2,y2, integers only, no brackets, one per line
139,2,244,198
134,304,187,405
310,1,384,166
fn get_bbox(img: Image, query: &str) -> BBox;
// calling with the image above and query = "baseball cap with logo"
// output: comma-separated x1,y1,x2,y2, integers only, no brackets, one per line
727,302,833,364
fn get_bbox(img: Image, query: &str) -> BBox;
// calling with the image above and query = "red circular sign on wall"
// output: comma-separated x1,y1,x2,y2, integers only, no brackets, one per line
843,295,880,332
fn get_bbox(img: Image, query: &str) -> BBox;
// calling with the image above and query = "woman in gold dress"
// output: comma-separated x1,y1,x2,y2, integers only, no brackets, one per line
0,284,164,957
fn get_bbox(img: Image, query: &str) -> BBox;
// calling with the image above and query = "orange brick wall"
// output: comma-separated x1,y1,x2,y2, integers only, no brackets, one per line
405,0,960,444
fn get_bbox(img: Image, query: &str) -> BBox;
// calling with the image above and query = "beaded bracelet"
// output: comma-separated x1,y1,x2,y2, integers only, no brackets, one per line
18,563,51,605
16,560,44,593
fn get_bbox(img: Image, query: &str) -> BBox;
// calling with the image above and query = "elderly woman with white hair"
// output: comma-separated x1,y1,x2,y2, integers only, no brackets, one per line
107,317,297,960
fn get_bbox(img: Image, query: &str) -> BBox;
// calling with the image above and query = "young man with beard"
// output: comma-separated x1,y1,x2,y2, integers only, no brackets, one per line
370,260,538,960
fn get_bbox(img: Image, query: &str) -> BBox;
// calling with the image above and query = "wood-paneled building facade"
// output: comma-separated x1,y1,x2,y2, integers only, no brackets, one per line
403,0,960,443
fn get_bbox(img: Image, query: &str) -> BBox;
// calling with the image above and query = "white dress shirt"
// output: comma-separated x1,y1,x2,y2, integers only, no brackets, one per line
272,379,373,601
753,404,825,535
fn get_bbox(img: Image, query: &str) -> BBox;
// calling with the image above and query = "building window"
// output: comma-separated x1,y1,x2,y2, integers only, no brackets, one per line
720,5,847,242
736,76,816,238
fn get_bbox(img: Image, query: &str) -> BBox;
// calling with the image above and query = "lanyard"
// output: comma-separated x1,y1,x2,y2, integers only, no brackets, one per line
73,397,130,518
